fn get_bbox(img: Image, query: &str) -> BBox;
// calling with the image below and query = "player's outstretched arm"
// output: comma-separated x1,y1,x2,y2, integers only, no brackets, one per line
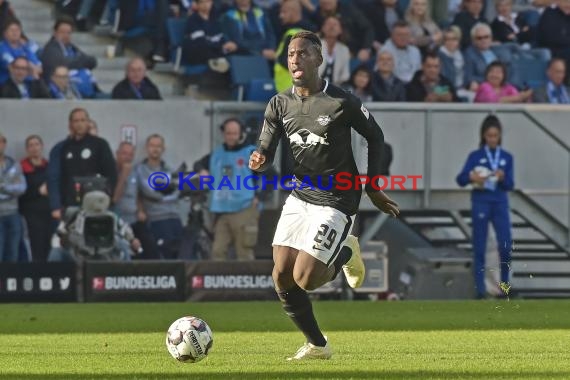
367,190,400,217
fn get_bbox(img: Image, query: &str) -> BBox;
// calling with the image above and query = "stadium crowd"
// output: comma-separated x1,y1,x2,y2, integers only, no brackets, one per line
0,0,569,264
0,0,568,102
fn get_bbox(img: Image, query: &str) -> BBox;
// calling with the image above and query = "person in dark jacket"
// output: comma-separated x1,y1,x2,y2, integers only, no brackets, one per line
59,108,117,208
537,2,570,64
310,0,374,61
371,50,406,102
406,52,459,102
358,0,403,50
0,0,15,34
181,0,238,66
39,17,97,80
456,115,514,299
111,57,162,100
18,135,52,262
490,0,533,44
0,57,50,99
116,0,170,62
452,0,487,49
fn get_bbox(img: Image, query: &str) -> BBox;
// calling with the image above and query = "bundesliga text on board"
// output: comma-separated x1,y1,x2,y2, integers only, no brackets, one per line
92,276,177,291
191,275,274,289
147,172,422,192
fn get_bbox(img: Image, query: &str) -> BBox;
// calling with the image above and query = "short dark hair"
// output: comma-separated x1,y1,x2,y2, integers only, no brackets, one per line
548,57,566,69
392,20,409,30
479,114,502,147
290,30,322,53
220,118,245,133
54,16,75,31
484,60,508,86
69,107,89,122
146,133,165,145
3,18,21,34
25,134,43,147
422,50,440,64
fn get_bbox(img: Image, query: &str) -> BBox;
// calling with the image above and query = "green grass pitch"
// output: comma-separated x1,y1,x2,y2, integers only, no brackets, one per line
1,300,570,380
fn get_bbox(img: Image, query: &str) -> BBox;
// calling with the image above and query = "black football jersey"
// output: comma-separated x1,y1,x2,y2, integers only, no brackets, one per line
257,81,385,215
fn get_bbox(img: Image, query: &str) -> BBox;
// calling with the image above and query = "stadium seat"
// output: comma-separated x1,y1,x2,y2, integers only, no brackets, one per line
511,59,548,89
246,79,276,102
228,55,272,101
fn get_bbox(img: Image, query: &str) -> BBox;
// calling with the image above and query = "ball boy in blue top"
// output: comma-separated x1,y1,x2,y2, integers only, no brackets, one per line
457,115,514,299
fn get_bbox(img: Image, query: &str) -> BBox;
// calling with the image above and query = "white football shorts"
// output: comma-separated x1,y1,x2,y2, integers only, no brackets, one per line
272,194,355,266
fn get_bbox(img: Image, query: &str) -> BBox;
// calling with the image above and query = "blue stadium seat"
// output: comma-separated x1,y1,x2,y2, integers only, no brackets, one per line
246,79,276,102
228,55,272,101
166,17,208,75
511,59,548,89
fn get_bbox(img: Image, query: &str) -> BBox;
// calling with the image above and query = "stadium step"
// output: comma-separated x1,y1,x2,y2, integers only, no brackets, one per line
398,209,570,299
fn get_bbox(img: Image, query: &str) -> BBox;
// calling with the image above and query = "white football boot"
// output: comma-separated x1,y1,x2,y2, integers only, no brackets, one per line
287,337,332,361
342,235,365,288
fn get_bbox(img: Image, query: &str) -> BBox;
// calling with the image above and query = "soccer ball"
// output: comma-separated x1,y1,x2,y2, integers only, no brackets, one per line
166,316,213,363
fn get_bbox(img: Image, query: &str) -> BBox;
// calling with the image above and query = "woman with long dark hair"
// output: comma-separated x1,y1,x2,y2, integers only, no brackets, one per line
456,115,514,299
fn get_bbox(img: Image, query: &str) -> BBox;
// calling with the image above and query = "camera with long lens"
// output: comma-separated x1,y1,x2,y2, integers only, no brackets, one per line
61,176,117,259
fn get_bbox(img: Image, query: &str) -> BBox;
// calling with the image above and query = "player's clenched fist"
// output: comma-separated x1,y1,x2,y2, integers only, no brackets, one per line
249,151,266,170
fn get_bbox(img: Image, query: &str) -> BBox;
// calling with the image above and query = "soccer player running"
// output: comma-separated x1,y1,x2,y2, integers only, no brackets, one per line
249,30,400,361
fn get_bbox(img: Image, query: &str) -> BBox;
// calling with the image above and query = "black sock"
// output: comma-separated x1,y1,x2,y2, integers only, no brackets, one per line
276,285,326,347
331,245,353,280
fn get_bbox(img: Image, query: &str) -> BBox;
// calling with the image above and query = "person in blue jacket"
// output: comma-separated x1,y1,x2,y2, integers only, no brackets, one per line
456,114,514,299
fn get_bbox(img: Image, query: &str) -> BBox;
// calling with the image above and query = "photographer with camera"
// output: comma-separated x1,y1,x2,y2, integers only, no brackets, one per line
136,134,183,260
193,118,269,261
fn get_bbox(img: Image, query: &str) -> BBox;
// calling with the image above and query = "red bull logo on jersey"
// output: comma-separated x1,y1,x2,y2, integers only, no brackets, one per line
288,128,329,148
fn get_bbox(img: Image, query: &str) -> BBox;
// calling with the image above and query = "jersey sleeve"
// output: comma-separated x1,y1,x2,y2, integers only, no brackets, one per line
256,96,283,172
347,96,385,192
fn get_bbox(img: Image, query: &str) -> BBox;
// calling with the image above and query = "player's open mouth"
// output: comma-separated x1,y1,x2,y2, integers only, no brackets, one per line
292,70,304,79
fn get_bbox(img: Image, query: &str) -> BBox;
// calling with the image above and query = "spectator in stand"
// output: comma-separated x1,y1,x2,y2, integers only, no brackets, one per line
371,50,406,101
48,65,82,99
439,26,465,92
474,60,533,103
318,16,350,87
74,0,112,31
40,17,100,99
405,0,443,56
0,133,26,263
380,20,422,83
359,0,403,53
0,19,42,85
310,0,374,62
0,0,15,34
453,0,487,49
463,23,500,92
18,135,51,263
0,57,50,99
181,0,237,70
136,134,183,260
532,58,570,103
406,51,459,102
221,0,277,60
111,57,162,100
538,0,570,67
491,0,533,45
59,108,117,209
274,0,316,92
116,0,170,62
268,0,315,40
343,64,373,102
